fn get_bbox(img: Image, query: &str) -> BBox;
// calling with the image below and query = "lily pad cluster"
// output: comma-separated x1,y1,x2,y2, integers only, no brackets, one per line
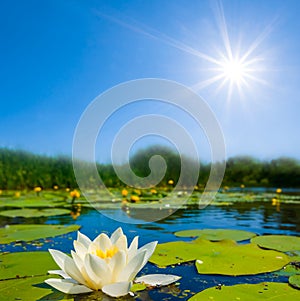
0,252,73,301
150,229,300,299
175,228,256,241
0,224,80,244
150,238,290,276
0,208,70,218
188,282,300,301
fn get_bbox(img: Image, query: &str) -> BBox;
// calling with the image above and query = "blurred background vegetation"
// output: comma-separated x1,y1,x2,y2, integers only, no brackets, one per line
0,147,299,190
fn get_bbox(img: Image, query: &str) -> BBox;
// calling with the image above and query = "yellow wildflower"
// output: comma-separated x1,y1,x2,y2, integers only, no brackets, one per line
121,189,128,197
130,195,140,202
70,190,80,199
34,186,42,192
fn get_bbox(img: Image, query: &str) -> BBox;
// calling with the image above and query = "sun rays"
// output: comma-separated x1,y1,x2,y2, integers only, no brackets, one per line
96,0,274,102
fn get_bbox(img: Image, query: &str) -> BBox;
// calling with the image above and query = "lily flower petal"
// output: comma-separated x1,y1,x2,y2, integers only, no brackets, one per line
127,236,139,262
93,233,112,251
110,227,123,244
102,281,132,298
85,253,111,287
135,274,181,286
45,278,92,294
77,232,92,248
138,241,158,267
71,251,98,289
109,250,126,281
115,234,128,251
73,240,87,259
48,270,70,279
118,250,147,282
49,249,86,284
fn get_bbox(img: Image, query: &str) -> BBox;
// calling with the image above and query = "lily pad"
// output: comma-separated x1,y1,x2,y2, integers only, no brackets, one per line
0,275,55,301
0,208,70,218
0,224,80,244
131,283,147,292
0,276,74,301
251,235,300,252
289,274,300,289
0,252,74,301
150,239,290,275
188,282,300,301
275,263,300,277
150,240,203,267
175,229,256,241
195,240,290,276
0,198,67,208
0,252,58,280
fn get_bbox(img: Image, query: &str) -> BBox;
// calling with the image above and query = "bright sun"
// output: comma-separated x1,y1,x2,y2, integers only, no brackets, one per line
188,2,270,100
221,58,246,84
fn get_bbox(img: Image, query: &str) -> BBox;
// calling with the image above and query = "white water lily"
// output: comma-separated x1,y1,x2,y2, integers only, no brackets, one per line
45,227,180,297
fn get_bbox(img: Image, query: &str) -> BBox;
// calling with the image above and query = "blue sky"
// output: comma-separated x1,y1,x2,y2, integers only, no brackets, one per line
1,0,300,163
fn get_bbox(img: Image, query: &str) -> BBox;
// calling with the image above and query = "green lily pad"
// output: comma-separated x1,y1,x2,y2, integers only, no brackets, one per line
150,239,290,275
0,275,55,301
0,198,67,208
289,274,300,289
0,275,74,301
275,263,300,277
0,252,74,301
175,229,256,241
131,283,147,292
0,208,70,218
188,282,300,301
195,240,290,276
0,224,80,244
150,240,204,267
0,252,58,280
251,235,300,252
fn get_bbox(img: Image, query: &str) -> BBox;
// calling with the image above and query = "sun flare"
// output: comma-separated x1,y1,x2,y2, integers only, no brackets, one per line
220,58,247,84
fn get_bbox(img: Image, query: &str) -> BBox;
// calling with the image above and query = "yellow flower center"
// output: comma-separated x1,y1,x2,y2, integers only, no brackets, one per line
96,246,119,259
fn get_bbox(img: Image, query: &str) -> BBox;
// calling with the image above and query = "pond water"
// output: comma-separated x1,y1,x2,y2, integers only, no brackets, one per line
0,197,300,300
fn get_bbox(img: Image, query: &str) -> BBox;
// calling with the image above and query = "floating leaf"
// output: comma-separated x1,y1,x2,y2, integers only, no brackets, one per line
0,275,54,301
195,240,290,276
0,276,74,301
0,252,58,280
150,240,203,267
251,235,300,252
188,282,300,301
0,252,74,300
150,239,290,275
289,274,300,289
275,263,300,277
0,198,67,208
175,229,256,241
0,224,80,244
131,283,147,292
0,208,70,218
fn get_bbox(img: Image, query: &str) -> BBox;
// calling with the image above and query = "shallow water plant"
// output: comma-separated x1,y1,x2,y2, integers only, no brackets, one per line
251,235,300,252
174,228,256,241
188,282,300,301
150,239,290,275
0,224,80,244
46,227,180,297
